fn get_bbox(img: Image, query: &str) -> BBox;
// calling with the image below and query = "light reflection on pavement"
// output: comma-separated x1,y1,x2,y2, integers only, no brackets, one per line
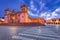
0,25,60,40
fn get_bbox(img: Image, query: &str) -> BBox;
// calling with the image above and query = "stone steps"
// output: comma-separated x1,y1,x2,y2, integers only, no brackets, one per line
14,33,60,40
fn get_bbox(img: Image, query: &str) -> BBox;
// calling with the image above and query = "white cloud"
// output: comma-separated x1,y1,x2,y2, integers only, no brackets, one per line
34,8,37,11
39,2,45,7
55,7,60,12
29,0,37,11
39,8,59,20
39,1,45,10
30,0,33,4
40,12,51,17
30,0,34,9
40,12,47,17
0,19,4,21
28,10,38,16
46,17,52,20
37,10,39,13
52,12,58,17
28,0,59,20
31,5,34,9
51,7,60,17
1,19,4,21
47,14,50,17
40,12,51,20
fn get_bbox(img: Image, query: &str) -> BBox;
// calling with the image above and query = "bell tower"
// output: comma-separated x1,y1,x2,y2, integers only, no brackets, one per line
4,9,10,23
21,5,28,23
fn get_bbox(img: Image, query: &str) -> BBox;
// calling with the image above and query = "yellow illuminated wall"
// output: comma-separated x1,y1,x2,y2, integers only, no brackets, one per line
39,18,44,24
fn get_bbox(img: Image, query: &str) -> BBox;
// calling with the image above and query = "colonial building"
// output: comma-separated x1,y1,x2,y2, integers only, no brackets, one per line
46,18,60,24
4,5,45,24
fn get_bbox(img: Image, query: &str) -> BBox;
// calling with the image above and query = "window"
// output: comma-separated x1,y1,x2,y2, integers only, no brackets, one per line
22,16,24,18
59,19,60,21
18,15,20,16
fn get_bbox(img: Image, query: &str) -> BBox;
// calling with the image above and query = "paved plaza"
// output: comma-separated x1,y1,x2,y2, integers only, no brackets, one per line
0,25,60,40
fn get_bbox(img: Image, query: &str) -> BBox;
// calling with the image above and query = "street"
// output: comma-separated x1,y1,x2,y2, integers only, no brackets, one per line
0,25,60,40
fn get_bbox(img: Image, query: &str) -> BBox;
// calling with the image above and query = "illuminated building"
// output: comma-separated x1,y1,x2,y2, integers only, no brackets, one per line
39,18,45,24
46,18,60,24
4,5,45,24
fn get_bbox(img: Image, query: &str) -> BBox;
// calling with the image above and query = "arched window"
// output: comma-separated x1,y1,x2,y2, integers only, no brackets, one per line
59,19,60,21
22,15,24,18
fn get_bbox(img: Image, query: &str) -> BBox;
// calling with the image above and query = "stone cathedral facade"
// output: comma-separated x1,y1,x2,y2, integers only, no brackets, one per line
4,5,44,24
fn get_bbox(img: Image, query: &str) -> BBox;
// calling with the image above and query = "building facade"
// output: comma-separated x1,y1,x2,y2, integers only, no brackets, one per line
4,5,45,24
46,18,60,24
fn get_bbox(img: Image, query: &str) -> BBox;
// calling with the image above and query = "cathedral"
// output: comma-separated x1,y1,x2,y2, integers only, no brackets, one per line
4,5,44,24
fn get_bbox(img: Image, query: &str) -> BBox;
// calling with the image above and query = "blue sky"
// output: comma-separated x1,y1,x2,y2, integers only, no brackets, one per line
0,0,60,20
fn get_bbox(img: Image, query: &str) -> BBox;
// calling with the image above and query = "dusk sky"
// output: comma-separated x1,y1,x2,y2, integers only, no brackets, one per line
0,0,60,20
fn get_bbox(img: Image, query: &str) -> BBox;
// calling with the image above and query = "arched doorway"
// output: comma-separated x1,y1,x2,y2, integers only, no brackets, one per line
10,14,17,24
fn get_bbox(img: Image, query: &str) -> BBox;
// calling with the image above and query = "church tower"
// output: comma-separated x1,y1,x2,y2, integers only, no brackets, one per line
21,5,28,23
4,9,10,23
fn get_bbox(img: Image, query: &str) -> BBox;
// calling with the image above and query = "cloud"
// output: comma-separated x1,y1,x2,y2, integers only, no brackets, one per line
40,12,47,17
29,0,47,16
52,12,58,17
30,0,34,9
39,1,45,7
39,7,59,20
28,0,60,19
39,1,45,10
19,0,25,4
37,10,39,14
38,1,49,14
46,13,58,20
40,12,58,20
51,7,60,17
0,18,4,21
29,0,37,11
46,17,52,20
30,0,33,4
28,10,38,16
55,7,60,12
46,13,50,17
